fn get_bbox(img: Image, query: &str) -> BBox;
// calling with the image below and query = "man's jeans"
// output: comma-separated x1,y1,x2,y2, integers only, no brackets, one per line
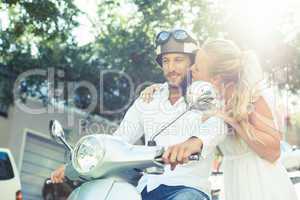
141,184,210,200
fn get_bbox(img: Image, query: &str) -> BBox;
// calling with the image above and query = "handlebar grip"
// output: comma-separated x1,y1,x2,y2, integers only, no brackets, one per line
154,153,200,164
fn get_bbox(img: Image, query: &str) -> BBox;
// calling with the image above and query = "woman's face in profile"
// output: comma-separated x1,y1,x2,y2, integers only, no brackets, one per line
191,50,211,83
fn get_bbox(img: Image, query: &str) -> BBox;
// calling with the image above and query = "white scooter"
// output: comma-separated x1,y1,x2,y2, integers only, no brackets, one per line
48,81,218,200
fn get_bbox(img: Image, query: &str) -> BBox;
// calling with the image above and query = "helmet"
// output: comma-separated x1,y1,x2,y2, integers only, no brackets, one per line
155,29,198,67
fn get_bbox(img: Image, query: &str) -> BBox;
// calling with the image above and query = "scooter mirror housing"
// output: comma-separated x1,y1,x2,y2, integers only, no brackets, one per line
186,81,219,113
49,120,73,152
49,120,65,140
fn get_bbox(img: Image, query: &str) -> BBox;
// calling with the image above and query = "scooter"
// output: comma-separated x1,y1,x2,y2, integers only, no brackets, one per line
48,80,218,200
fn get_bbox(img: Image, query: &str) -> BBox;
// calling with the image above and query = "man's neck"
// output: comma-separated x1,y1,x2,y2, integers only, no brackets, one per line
168,85,183,105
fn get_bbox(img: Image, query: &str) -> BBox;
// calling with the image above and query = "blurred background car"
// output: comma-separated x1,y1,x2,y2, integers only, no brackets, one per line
0,148,22,200
280,141,300,171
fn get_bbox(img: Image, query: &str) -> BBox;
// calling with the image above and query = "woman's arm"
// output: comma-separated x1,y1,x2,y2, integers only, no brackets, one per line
227,97,281,163
233,122,281,163
140,84,162,103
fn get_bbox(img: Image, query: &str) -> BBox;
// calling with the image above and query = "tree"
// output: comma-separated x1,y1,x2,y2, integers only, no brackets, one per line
83,0,223,120
0,0,221,121
1,0,299,122
0,0,80,106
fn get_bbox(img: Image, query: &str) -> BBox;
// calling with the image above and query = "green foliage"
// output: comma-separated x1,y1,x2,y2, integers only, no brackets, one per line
0,0,299,121
87,0,225,120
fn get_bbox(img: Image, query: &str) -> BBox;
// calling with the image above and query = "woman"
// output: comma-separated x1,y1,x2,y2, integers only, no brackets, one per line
141,39,297,200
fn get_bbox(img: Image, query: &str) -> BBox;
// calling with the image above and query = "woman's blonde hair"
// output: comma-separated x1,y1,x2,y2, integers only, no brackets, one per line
201,39,264,141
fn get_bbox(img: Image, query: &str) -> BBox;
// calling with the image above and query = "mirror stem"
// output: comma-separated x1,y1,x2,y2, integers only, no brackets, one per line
59,136,73,152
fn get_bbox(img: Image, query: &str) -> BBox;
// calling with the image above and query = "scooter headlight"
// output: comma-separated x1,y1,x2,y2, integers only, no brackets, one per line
73,135,105,174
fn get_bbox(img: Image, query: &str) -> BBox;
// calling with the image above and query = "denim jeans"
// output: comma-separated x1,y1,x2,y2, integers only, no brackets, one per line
141,184,210,200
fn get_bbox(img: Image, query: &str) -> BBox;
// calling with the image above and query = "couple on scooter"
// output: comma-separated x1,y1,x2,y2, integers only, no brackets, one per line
51,29,297,200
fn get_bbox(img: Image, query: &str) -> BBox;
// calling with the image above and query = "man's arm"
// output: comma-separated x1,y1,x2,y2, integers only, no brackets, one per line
113,99,145,144
163,116,227,169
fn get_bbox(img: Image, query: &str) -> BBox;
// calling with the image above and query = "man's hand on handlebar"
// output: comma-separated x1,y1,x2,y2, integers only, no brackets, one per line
162,137,203,171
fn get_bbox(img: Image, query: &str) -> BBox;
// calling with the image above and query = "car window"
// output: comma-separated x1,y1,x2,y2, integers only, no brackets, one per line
0,152,14,180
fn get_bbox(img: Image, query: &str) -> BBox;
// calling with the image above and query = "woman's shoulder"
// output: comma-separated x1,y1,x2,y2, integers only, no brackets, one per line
253,96,273,119
253,85,283,129
258,85,279,109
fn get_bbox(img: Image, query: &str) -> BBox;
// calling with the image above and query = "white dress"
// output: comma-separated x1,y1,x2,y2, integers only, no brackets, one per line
218,88,298,200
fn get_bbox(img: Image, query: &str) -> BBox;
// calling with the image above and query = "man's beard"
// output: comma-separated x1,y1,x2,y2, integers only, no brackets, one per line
168,71,192,96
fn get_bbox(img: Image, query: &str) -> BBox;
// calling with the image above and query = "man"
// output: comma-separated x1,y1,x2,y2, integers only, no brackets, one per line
51,29,227,200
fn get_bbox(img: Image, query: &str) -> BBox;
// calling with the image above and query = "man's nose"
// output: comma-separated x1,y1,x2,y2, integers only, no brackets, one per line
167,60,177,71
